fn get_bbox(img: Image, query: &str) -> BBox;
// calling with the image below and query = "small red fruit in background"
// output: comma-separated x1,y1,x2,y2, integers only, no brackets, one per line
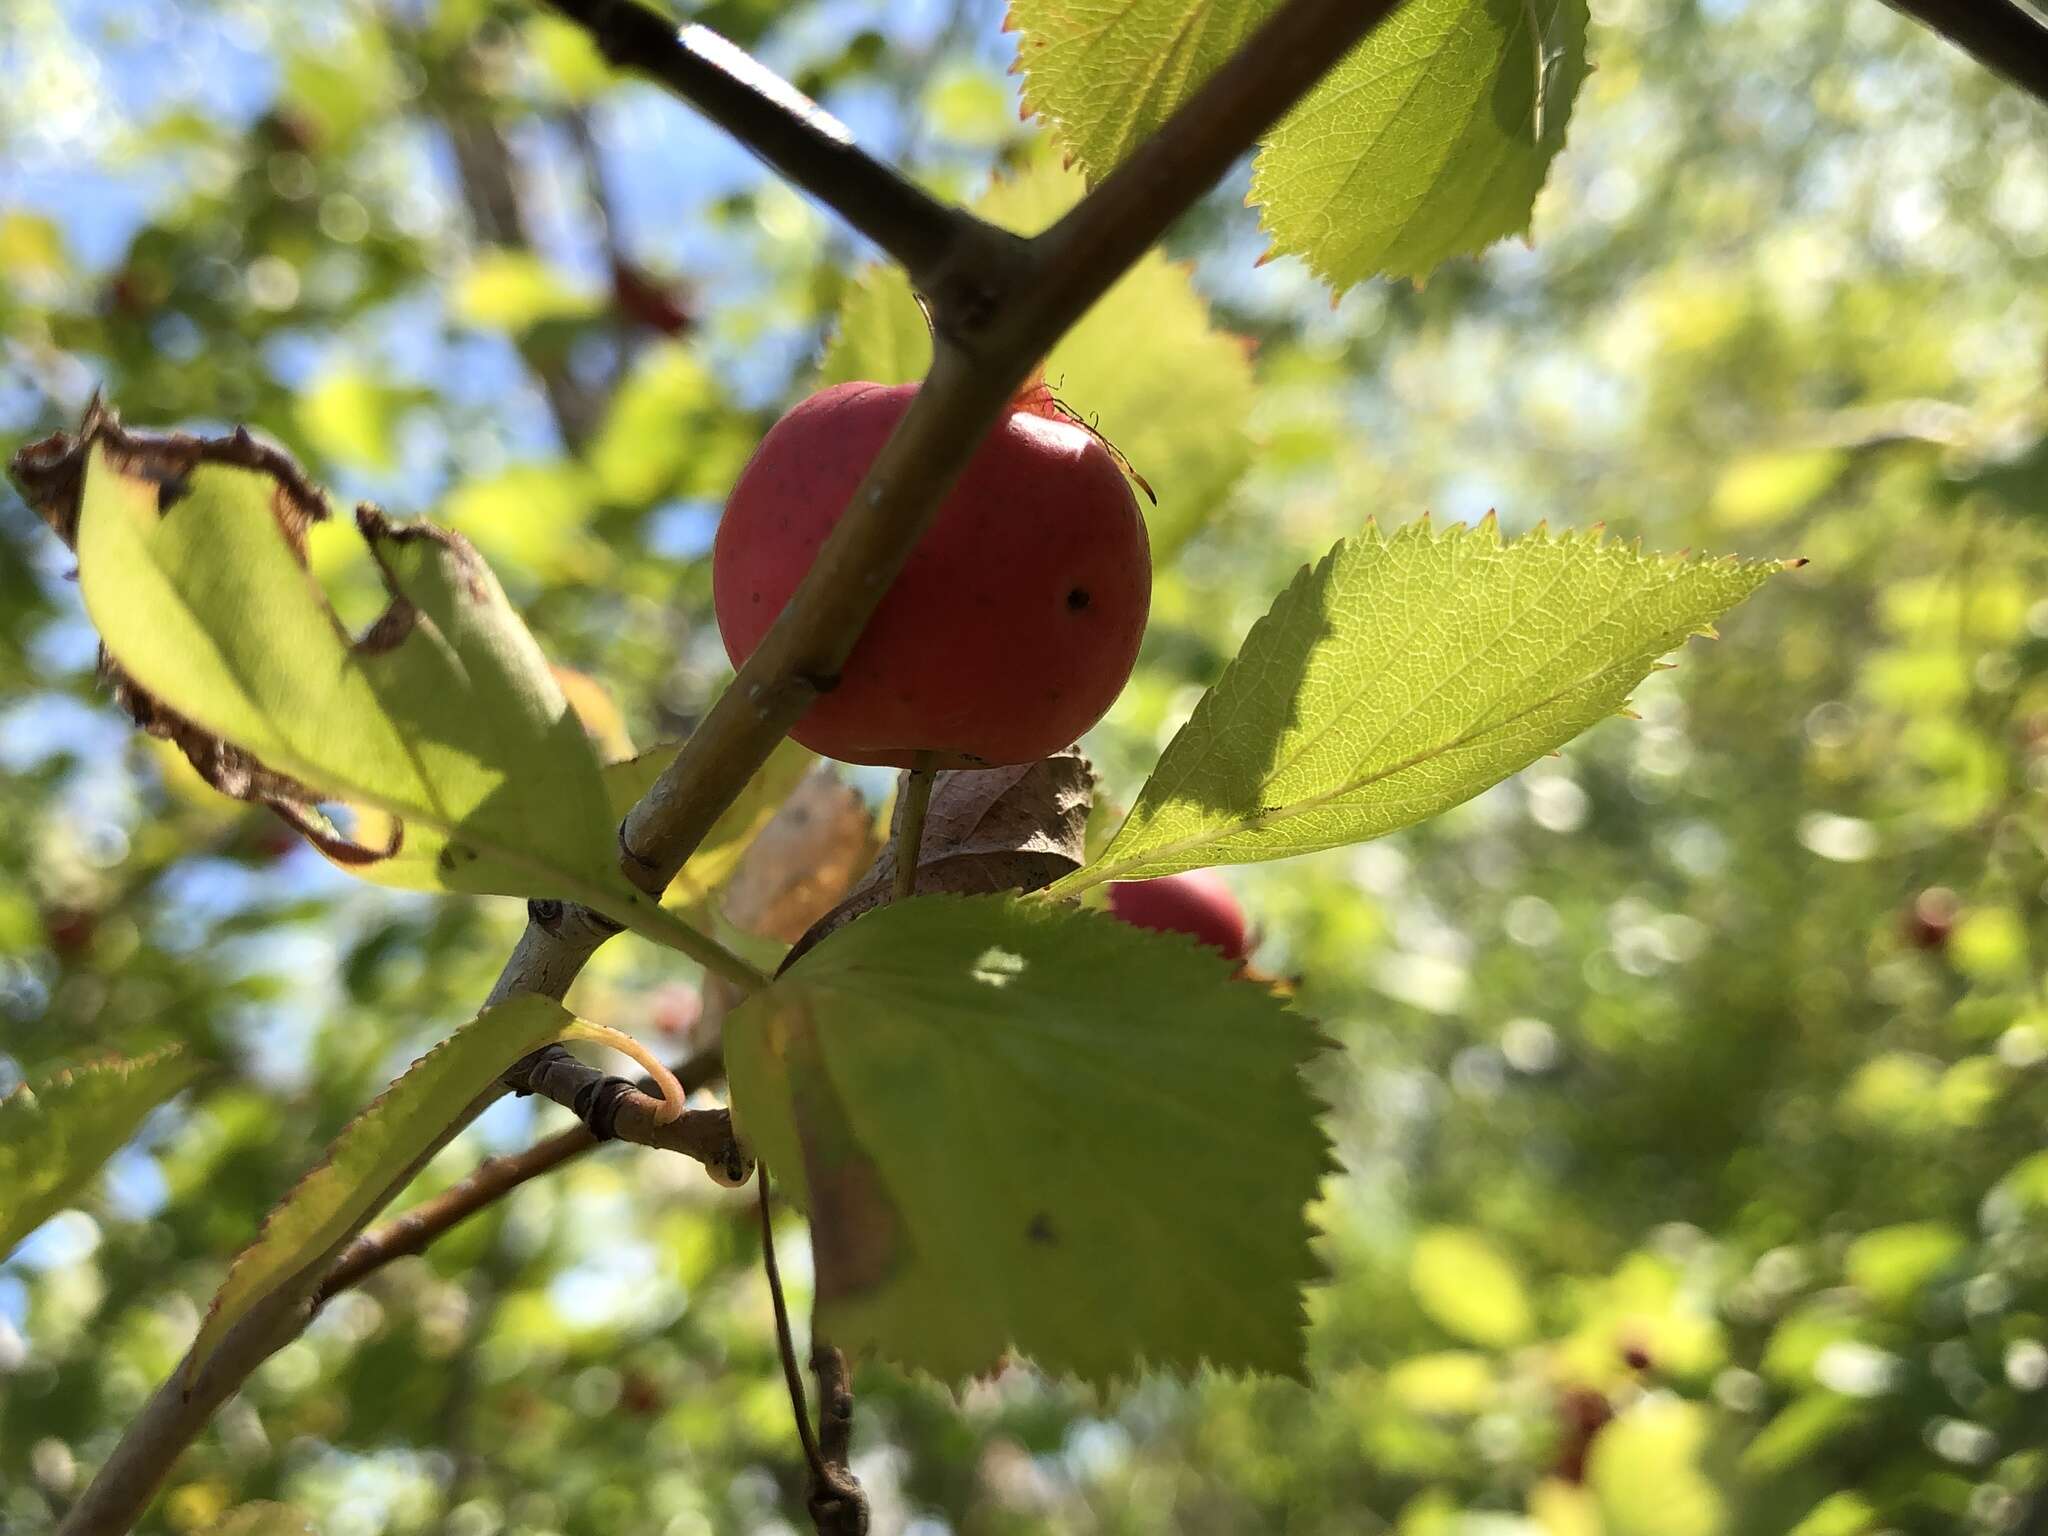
713,380,1151,768
42,907,97,958
610,258,695,337
649,983,702,1039
1107,870,1249,962
1553,1387,1614,1485
251,821,300,864
1902,886,1959,952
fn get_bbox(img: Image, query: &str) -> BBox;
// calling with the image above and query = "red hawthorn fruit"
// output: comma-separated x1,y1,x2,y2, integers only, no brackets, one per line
251,822,300,863
42,907,97,958
649,983,702,1039
1107,870,1250,961
1554,1387,1614,1485
619,1369,666,1416
712,380,1151,768
1903,886,1959,952
610,258,695,337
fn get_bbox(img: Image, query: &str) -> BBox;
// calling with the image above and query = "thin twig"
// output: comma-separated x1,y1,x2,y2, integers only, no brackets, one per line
759,1164,827,1482
318,1126,591,1301
316,1048,737,1301
806,1341,866,1534
891,753,937,901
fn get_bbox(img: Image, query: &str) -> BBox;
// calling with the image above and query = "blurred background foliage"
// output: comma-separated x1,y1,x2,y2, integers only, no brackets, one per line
2,0,2047,1531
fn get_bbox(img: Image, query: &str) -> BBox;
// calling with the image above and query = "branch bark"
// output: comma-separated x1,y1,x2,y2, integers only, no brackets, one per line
319,1043,724,1301
59,0,1406,1528
1882,0,2048,110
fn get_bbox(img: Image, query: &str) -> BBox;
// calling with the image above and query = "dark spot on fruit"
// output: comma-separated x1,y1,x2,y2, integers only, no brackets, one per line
751,591,762,604
1066,586,1090,611
1026,1212,1056,1246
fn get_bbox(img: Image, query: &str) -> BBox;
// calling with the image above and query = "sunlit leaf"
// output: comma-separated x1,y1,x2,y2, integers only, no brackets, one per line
0,210,67,287
1056,519,1787,890
62,423,705,953
187,996,572,1383
1384,1351,1496,1413
296,365,418,473
1250,0,1589,287
1842,1222,1964,1309
1008,0,1590,287
282,29,398,148
452,249,602,333
587,343,748,506
1409,1226,1533,1347
1588,1400,1727,1536
725,894,1329,1386
0,1047,200,1259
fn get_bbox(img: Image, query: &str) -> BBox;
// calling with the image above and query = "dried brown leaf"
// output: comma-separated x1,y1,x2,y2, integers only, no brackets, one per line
782,749,1094,968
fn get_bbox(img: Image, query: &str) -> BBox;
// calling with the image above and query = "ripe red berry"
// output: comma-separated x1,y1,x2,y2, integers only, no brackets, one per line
712,381,1151,768
42,907,97,958
1107,871,1249,961
1554,1387,1614,1485
649,983,702,1039
1902,886,1959,952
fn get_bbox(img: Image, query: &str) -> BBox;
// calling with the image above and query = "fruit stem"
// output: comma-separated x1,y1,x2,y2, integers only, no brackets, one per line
893,752,937,901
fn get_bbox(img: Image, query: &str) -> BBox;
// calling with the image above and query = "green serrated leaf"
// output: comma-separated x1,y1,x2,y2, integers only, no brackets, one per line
819,161,1254,550
0,1047,199,1258
1251,0,1590,286
1008,0,1272,180
1009,0,1589,288
75,442,704,957
1589,1400,1727,1536
1843,1222,1965,1308
524,12,619,101
1056,519,1786,891
725,893,1331,1386
188,996,572,1382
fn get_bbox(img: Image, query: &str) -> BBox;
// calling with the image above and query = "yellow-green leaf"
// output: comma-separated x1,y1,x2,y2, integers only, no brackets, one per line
1056,519,1787,890
0,1048,199,1259
1409,1226,1534,1347
1009,0,1591,288
188,996,573,1383
452,249,602,333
